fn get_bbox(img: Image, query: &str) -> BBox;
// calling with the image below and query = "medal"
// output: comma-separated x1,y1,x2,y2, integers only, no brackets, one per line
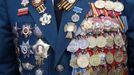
89,54,100,66
22,63,35,70
99,52,106,65
40,13,52,25
113,1,124,12
94,0,105,9
33,24,43,38
115,67,123,75
21,24,32,38
114,34,124,47
64,22,77,39
72,6,83,22
114,51,123,63
96,36,107,48
81,18,94,33
70,54,78,68
32,39,50,65
71,13,80,22
32,0,44,7
77,55,90,68
105,1,114,10
87,36,97,48
78,38,89,49
67,39,79,53
21,0,29,7
32,0,46,13
20,40,33,58
106,35,114,48
35,69,43,75
106,51,114,64
98,66,107,75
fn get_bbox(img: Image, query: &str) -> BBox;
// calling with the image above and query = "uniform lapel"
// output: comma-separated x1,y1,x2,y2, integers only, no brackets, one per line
28,0,58,50
54,0,90,66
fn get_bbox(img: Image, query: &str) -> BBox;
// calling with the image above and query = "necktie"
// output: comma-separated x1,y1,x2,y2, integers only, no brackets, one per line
54,0,62,30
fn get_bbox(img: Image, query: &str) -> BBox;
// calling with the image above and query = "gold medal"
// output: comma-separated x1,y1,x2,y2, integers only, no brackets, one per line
114,34,124,47
114,51,123,63
106,35,114,48
106,51,114,64
94,0,105,9
108,69,115,75
87,36,97,48
115,67,124,75
96,36,107,48
98,66,107,75
77,55,90,68
32,0,44,7
89,54,100,66
105,1,114,10
113,1,124,12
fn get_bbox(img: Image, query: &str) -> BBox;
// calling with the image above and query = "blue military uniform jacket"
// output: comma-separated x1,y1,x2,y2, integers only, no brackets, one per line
0,0,133,75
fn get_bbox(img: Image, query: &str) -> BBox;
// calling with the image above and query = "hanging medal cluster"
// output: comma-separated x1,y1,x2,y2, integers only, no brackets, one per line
14,0,52,74
66,0,128,75
13,23,50,75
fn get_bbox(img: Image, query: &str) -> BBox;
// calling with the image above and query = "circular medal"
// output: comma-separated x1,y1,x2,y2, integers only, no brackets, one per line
105,1,114,10
103,20,112,31
32,0,44,7
106,52,114,64
78,39,89,49
108,69,115,75
70,55,78,68
99,52,106,65
77,55,90,68
115,68,124,75
114,2,124,12
71,13,80,22
98,67,107,75
81,19,94,33
114,51,123,63
95,0,105,9
87,36,97,48
106,35,114,48
67,39,79,53
89,54,100,66
114,35,124,47
96,36,107,48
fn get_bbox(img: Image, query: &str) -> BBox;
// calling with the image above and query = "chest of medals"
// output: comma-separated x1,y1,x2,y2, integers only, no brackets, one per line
66,0,128,75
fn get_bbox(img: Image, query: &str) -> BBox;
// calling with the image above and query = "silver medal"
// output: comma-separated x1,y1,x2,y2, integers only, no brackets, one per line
21,0,29,6
22,63,35,70
67,39,79,53
40,13,52,25
20,40,33,58
78,38,89,49
33,39,50,65
71,13,80,22
36,69,43,75
33,24,43,38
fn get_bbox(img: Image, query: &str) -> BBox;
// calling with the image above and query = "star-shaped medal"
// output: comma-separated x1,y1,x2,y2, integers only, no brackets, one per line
21,0,29,7
20,40,33,58
32,39,50,65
